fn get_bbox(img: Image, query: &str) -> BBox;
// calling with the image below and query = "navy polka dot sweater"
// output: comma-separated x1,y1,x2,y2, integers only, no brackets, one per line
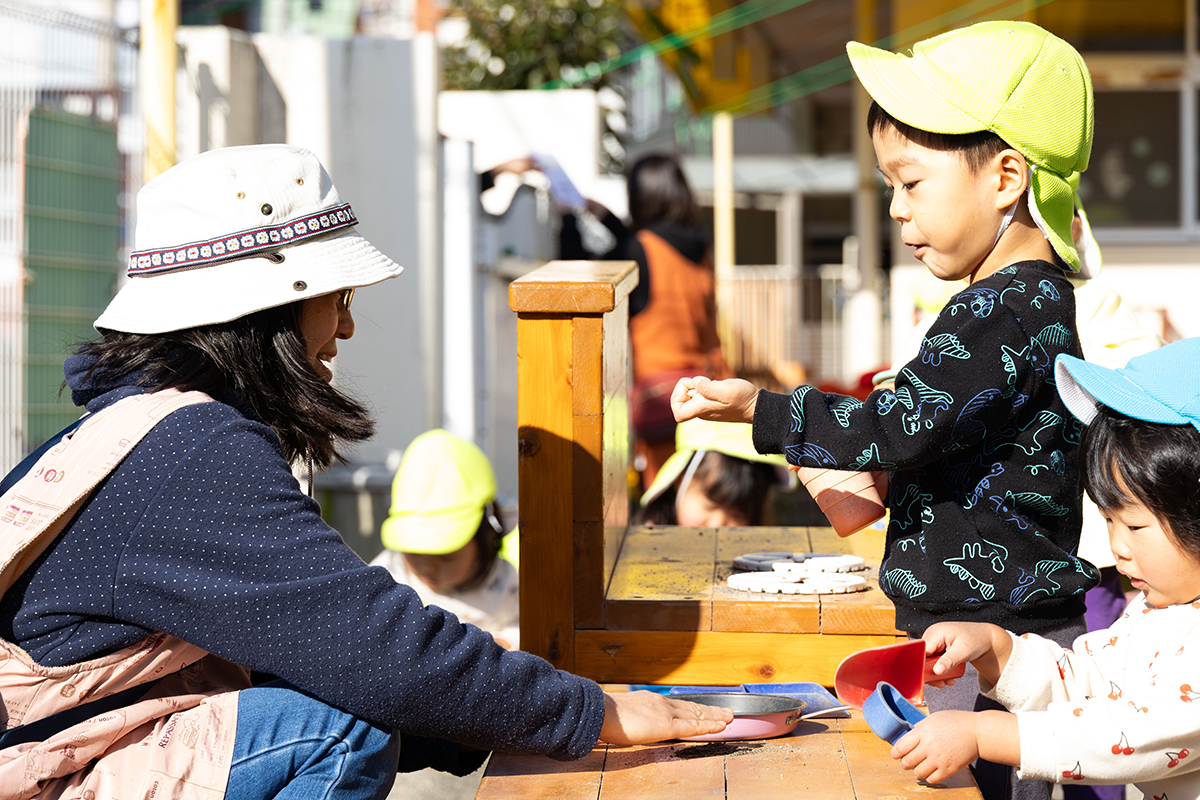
0,355,606,772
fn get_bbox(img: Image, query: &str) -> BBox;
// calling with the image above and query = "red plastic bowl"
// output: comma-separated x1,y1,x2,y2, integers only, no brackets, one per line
672,693,807,741
834,639,967,709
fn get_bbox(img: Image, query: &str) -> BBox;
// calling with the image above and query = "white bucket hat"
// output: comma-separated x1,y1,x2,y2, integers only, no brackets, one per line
95,144,404,333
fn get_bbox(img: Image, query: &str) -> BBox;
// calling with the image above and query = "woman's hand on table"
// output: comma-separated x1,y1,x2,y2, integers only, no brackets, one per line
599,691,733,744
671,376,758,424
893,710,1019,784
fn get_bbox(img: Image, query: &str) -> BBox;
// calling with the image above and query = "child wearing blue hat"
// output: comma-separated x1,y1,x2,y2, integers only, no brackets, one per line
901,337,1200,800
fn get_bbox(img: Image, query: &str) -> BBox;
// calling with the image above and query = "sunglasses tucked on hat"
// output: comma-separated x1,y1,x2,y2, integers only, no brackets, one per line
381,430,497,555
95,144,403,334
641,418,794,507
1055,337,1200,433
847,20,1093,272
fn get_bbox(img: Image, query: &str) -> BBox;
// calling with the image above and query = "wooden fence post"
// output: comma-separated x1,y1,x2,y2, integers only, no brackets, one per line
509,260,637,671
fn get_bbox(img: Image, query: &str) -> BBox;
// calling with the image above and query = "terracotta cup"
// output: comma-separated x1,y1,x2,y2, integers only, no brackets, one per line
794,467,887,537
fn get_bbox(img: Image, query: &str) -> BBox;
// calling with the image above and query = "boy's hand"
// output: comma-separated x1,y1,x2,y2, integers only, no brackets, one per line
923,622,1012,686
600,691,733,744
671,376,759,424
892,711,980,784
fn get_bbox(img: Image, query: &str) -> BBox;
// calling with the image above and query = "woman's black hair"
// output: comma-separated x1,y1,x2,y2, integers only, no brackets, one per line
456,501,506,592
627,154,699,230
867,101,1010,173
634,451,777,526
75,299,373,469
1079,405,1200,561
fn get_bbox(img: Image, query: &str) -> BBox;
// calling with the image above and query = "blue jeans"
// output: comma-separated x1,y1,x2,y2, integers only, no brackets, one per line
228,680,401,800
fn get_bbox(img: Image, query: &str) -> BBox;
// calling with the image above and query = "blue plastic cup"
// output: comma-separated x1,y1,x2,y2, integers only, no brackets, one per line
862,681,927,745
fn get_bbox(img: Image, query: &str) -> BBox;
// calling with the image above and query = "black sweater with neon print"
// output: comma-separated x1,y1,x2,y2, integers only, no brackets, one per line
753,260,1097,635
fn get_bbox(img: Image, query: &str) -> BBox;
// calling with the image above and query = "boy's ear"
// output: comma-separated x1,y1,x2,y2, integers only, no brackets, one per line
992,149,1029,210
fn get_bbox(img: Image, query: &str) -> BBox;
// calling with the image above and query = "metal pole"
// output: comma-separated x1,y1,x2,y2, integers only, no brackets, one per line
712,111,735,279
140,0,176,183
712,111,736,365
847,0,883,380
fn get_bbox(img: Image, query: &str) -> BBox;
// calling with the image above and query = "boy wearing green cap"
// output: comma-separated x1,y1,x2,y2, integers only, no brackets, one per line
674,20,1096,800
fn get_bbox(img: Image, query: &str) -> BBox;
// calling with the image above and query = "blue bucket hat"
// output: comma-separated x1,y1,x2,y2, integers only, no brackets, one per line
1055,337,1200,432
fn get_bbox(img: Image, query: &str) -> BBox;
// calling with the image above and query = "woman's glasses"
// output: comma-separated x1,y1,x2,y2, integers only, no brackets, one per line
338,288,355,310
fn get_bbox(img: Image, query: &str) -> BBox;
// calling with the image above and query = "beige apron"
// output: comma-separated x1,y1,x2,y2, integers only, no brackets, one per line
0,390,251,800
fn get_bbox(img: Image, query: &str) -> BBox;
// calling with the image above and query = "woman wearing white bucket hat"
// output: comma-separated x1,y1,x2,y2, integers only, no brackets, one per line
0,145,729,798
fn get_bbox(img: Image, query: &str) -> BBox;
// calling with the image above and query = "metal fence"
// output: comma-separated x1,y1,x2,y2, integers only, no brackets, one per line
0,0,139,472
719,264,861,392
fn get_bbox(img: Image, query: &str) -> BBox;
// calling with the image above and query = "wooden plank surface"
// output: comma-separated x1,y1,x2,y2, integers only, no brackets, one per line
713,527,820,633
819,561,903,636
724,723,857,800
839,725,981,798
806,526,904,636
600,371,628,600
808,525,887,560
600,743,727,800
574,630,906,686
604,527,716,631
475,713,982,800
713,527,815,582
509,260,637,314
607,525,901,636
476,747,606,800
574,521,605,630
516,314,577,671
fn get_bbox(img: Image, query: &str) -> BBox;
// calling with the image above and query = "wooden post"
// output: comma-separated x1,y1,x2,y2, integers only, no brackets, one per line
510,260,637,671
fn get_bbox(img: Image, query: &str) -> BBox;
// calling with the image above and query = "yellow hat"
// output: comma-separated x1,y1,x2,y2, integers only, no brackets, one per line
381,429,496,554
848,21,1093,272
641,418,793,506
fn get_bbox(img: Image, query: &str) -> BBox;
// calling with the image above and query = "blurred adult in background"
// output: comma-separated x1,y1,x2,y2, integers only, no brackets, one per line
623,155,733,487
563,155,732,488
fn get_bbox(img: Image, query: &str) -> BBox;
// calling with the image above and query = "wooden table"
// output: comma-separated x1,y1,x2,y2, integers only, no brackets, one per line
576,525,905,687
474,709,981,800
510,261,905,687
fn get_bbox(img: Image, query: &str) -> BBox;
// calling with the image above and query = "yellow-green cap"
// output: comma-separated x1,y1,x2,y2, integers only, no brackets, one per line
847,20,1093,272
641,418,792,506
381,429,496,555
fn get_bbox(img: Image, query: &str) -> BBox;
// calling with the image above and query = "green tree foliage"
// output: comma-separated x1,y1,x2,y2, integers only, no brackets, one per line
443,0,624,90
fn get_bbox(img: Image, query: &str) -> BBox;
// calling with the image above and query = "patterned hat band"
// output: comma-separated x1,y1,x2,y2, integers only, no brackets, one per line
128,202,358,277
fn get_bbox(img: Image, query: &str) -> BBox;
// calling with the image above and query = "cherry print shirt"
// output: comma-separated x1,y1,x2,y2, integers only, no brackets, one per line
985,596,1200,797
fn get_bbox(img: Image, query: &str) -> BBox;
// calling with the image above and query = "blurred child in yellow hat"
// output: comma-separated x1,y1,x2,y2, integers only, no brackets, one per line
371,429,519,649
635,418,794,527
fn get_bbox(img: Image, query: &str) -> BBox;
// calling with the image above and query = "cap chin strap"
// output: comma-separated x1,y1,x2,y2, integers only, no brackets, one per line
992,197,1019,247
975,193,1020,274
674,449,708,521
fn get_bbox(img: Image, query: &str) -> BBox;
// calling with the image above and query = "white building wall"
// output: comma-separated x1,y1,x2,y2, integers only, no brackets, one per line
259,33,434,464
439,89,628,217
178,28,435,465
